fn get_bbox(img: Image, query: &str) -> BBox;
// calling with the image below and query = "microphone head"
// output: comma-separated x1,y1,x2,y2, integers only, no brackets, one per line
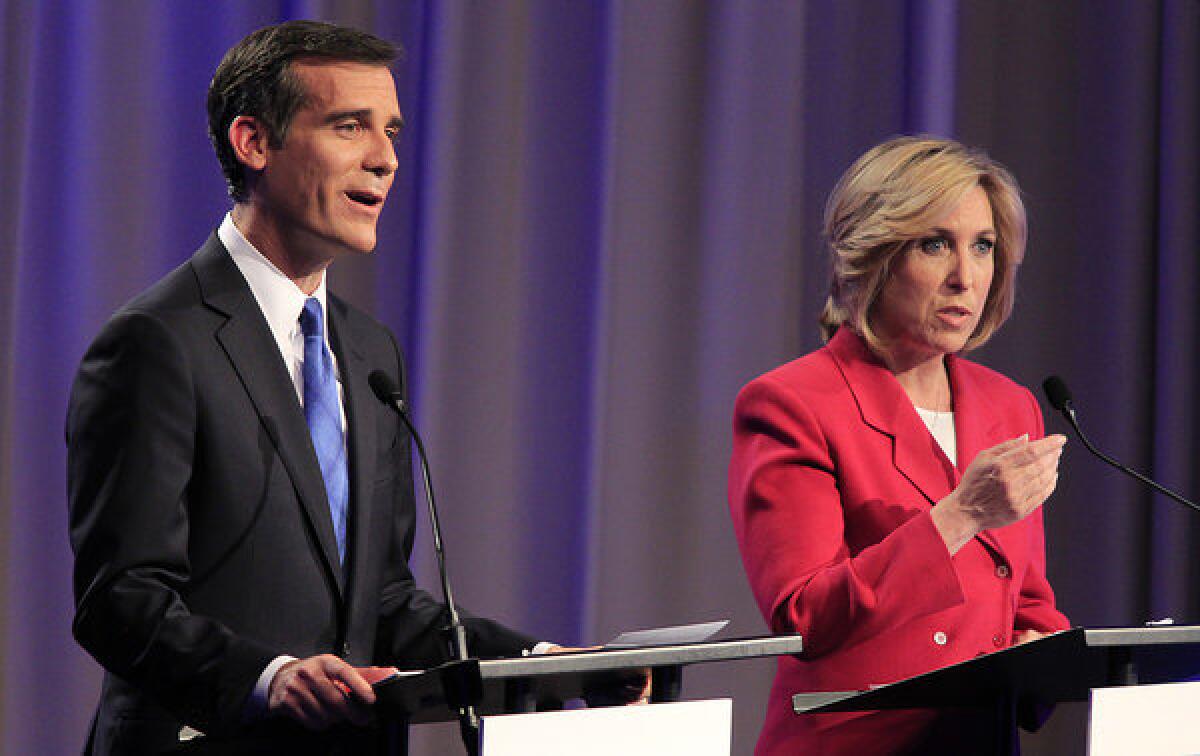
368,370,401,403
1042,375,1073,412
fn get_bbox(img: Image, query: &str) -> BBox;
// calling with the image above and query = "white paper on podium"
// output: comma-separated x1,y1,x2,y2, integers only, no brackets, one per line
605,619,729,647
479,699,732,756
1089,679,1200,755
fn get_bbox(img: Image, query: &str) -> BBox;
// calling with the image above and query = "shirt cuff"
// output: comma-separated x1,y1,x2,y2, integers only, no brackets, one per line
528,641,558,655
243,654,297,722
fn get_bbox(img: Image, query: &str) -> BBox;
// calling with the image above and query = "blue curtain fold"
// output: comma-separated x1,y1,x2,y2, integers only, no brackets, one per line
1,2,1196,753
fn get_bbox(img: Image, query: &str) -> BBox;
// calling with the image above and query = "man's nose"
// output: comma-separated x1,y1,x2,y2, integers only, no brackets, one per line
366,132,398,177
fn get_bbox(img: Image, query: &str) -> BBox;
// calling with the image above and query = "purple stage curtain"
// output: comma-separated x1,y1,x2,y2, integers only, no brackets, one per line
0,2,1196,754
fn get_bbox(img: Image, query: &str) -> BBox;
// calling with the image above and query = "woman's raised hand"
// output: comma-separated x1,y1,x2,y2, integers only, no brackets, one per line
933,434,1067,553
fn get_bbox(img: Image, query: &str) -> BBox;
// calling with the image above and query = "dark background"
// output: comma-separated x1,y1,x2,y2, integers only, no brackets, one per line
0,1,1196,753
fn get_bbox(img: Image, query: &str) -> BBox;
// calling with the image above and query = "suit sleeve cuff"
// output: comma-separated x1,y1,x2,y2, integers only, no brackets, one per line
242,654,297,722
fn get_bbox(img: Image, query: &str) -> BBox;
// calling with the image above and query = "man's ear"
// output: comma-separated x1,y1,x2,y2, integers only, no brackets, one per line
228,116,270,172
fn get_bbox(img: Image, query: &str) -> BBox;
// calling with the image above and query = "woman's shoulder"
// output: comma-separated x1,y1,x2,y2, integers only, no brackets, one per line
737,344,848,410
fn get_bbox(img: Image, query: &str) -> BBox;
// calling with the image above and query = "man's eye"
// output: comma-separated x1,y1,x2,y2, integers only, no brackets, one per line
919,237,948,254
385,127,400,142
336,122,362,136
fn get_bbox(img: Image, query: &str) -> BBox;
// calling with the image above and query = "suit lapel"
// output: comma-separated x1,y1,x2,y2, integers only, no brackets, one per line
191,235,345,593
327,296,378,599
828,329,957,509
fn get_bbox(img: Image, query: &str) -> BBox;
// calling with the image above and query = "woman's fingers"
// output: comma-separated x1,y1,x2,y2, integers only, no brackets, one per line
956,434,1067,529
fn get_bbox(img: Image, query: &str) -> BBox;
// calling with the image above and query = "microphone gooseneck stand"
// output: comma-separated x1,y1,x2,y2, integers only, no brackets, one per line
369,370,481,755
1042,375,1200,514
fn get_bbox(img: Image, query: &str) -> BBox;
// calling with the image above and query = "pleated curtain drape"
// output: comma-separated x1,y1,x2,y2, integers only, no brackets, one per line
1,2,1196,754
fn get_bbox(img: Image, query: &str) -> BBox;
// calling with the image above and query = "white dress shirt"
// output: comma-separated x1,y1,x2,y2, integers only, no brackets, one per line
219,213,346,431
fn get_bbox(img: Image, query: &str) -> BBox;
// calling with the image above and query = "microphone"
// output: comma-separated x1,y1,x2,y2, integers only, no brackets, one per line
1041,375,1200,514
368,370,480,752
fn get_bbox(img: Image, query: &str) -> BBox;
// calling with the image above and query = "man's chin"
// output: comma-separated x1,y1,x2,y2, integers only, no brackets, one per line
290,225,379,264
331,230,378,256
344,239,378,255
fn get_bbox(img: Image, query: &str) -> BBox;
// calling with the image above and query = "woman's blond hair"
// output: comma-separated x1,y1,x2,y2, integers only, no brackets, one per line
818,136,1027,355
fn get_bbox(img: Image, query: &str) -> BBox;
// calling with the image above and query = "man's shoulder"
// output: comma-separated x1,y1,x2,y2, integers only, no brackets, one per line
114,234,224,318
85,235,231,358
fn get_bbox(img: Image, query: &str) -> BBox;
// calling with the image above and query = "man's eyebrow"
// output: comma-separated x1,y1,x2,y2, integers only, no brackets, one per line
323,109,405,132
324,108,370,124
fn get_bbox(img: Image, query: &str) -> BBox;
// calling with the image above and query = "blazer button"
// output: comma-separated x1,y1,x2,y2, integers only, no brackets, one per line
996,564,1011,579
992,634,1004,647
933,631,948,646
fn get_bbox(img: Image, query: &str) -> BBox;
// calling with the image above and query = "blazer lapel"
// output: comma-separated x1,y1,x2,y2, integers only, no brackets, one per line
829,330,1015,560
191,235,346,592
327,297,378,599
946,354,1008,559
828,329,957,509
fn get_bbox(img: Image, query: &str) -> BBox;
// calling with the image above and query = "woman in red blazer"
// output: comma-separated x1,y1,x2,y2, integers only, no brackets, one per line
729,137,1071,755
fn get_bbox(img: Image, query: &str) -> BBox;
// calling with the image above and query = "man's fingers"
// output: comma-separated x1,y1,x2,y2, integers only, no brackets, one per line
312,658,371,726
298,667,350,728
292,687,331,729
271,655,373,729
326,658,376,704
326,664,374,726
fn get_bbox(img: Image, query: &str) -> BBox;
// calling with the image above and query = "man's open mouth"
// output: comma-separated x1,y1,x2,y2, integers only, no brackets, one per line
345,190,382,207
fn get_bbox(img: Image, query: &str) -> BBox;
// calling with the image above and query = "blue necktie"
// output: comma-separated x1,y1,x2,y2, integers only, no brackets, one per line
300,298,348,564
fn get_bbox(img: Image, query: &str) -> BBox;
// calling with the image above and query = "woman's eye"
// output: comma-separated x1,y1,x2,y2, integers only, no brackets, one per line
920,237,947,254
973,239,996,255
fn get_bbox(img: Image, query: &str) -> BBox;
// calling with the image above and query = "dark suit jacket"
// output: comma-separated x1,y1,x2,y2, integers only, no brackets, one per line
729,328,1069,755
67,234,535,754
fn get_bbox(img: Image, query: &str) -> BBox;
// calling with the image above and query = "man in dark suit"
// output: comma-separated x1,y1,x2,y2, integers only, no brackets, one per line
67,21,540,754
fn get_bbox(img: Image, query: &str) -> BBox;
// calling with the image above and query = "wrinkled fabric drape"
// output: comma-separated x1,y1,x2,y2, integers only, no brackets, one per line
1,2,1196,754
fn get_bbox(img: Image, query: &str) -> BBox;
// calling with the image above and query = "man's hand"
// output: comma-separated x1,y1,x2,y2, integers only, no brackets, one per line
543,646,652,705
268,654,375,730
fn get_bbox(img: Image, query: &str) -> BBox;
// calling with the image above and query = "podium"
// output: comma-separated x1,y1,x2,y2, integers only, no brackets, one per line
373,635,803,753
791,626,1200,754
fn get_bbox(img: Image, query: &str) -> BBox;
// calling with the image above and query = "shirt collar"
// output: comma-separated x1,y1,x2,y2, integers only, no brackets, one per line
219,211,329,347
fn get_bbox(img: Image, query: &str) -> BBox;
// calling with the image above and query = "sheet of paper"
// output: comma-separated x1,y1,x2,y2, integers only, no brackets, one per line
605,619,729,648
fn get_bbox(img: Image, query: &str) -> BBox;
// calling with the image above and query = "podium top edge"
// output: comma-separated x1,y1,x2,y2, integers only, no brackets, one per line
476,634,804,678
1085,625,1200,646
789,626,1200,715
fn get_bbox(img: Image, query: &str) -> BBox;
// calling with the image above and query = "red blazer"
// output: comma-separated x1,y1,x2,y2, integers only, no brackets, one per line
729,329,1069,755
